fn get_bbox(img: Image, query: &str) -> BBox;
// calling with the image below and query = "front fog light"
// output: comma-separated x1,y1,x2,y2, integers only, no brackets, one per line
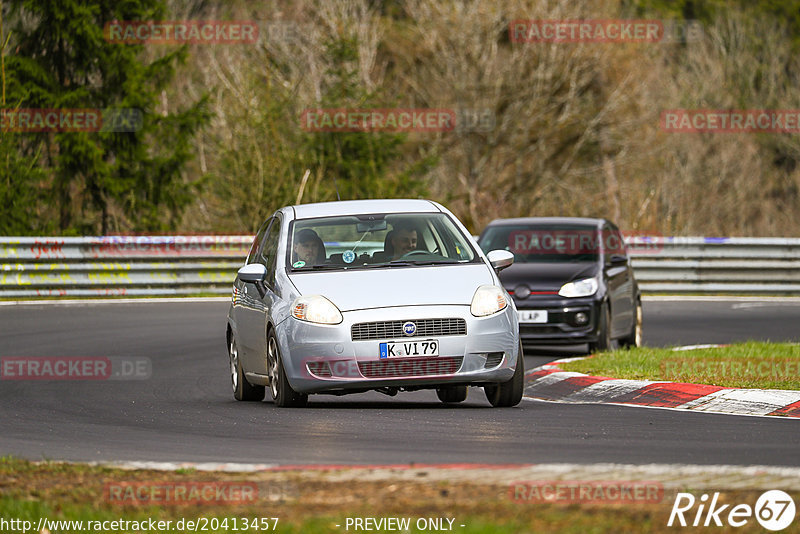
471,285,509,317
574,312,588,325
292,295,343,324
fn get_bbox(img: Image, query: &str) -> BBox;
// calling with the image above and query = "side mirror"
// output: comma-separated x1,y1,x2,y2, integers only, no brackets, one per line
610,254,628,266
237,263,267,283
487,250,514,272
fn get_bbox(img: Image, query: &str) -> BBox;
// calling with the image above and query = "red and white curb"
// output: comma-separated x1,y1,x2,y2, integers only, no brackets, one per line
524,348,800,418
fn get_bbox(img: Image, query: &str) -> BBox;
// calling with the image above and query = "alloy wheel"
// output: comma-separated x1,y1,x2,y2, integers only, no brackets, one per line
267,336,280,399
229,340,239,392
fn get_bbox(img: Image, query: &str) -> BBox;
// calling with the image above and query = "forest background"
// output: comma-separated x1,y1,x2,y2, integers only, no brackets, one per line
2,0,799,237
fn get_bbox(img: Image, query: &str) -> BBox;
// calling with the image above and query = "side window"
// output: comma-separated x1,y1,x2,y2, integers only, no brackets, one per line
260,216,282,284
246,218,272,264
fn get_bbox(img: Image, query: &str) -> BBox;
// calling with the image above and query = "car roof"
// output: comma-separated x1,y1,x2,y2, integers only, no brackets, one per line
483,217,606,228
291,199,441,220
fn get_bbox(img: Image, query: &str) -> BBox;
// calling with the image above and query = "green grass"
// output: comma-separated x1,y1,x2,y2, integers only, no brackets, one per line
558,341,800,390
0,457,754,534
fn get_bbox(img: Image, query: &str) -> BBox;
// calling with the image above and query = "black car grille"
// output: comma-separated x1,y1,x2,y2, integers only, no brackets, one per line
358,356,463,378
351,318,467,341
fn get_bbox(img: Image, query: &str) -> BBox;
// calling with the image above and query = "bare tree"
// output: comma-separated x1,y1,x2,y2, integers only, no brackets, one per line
164,0,800,237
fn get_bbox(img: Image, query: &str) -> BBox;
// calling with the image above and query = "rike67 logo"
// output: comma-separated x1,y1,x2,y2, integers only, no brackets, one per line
668,490,796,531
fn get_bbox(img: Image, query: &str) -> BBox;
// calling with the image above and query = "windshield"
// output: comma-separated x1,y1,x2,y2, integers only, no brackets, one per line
479,224,601,263
287,212,478,271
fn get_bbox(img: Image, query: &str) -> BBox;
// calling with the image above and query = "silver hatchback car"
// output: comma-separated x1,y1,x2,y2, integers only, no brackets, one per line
225,199,523,407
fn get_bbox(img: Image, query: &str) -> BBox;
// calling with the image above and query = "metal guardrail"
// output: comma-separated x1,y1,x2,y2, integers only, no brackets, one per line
627,237,800,294
0,236,251,298
1,236,799,297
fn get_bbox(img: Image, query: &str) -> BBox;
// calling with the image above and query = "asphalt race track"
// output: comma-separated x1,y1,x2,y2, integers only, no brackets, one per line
1,298,798,467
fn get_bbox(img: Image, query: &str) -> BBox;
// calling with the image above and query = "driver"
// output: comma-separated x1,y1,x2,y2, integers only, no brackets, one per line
293,229,325,265
391,222,418,259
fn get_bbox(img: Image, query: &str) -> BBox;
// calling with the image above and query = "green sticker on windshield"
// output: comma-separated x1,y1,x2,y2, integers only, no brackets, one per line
293,260,306,268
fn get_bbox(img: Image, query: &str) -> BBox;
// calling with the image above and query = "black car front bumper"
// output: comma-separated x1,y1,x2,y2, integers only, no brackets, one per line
513,295,603,346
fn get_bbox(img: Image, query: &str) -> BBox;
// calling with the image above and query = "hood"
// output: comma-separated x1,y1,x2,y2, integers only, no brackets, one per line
498,261,598,291
288,264,494,311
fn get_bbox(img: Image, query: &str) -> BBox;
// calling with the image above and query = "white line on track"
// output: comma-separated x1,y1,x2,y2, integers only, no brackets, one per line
86,461,279,471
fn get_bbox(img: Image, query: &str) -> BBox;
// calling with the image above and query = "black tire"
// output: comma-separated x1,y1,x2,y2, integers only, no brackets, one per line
436,385,468,403
588,303,612,353
229,338,265,402
619,298,642,349
267,331,308,408
484,343,525,407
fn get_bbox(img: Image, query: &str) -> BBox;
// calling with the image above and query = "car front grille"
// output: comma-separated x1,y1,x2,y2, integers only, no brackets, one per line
351,318,467,341
358,356,463,378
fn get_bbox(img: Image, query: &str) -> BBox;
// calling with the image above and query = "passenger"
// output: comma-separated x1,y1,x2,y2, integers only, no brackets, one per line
292,229,326,265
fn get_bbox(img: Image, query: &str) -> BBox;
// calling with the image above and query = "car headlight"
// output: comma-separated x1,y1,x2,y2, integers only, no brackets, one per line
470,285,509,317
292,295,343,324
558,277,599,298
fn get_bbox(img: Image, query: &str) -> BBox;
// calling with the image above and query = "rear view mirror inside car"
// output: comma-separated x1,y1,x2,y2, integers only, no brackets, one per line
356,220,388,233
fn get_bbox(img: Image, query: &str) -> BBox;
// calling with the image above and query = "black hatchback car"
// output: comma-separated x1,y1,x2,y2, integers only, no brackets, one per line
477,217,641,352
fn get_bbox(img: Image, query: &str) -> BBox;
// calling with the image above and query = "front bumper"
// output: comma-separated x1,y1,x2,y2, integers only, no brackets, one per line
513,295,602,345
276,304,519,394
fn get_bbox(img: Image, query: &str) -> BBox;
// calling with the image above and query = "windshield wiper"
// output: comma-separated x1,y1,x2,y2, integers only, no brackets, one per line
403,259,463,265
290,264,344,271
364,259,465,267
366,261,415,267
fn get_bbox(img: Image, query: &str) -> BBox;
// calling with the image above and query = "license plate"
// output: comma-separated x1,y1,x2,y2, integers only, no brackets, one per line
518,310,548,323
379,339,439,358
